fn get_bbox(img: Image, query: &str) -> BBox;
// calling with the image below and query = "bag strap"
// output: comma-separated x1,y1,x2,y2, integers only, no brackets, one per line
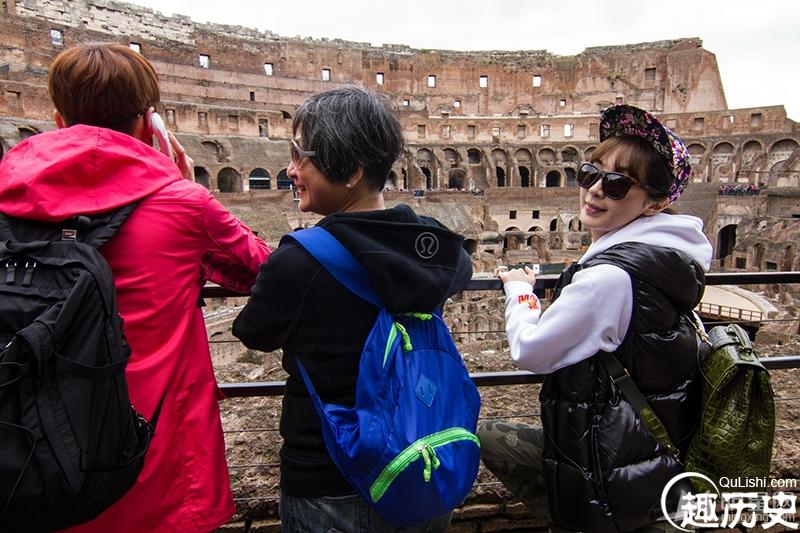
0,203,138,249
598,351,682,461
282,227,382,308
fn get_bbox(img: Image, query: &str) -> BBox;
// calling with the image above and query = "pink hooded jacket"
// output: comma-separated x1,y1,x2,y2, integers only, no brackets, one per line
0,125,270,532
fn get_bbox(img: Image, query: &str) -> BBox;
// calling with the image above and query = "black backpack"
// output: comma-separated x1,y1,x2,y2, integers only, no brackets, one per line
0,206,156,532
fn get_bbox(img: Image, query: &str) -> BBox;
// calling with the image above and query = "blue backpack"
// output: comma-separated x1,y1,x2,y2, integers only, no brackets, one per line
284,227,481,525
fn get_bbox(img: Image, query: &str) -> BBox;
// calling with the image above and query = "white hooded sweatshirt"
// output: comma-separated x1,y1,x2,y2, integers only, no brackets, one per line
503,213,713,374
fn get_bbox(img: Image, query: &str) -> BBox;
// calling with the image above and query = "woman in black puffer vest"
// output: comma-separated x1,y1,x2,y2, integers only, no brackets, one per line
478,105,713,532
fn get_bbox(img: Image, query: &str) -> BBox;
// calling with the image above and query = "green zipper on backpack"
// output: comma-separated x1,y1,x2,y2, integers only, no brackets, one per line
369,427,480,503
382,313,432,367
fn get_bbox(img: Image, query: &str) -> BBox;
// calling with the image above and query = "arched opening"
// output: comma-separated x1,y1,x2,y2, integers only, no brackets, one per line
565,167,577,187
442,148,460,168
402,168,408,190
416,148,436,189
217,167,242,192
421,167,432,189
248,168,271,190
538,148,556,166
496,166,506,187
194,167,211,189
561,147,579,163
519,166,531,187
448,168,465,190
467,149,482,165
549,218,559,231
568,217,582,231
545,170,561,187
386,171,397,190
18,127,40,141
583,146,596,162
463,239,477,255
276,168,292,189
716,224,737,260
201,140,225,162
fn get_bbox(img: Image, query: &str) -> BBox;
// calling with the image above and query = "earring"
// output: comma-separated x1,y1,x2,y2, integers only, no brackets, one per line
346,183,352,189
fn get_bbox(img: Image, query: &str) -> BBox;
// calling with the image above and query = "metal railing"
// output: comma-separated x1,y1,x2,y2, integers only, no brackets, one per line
211,270,800,526
208,271,800,398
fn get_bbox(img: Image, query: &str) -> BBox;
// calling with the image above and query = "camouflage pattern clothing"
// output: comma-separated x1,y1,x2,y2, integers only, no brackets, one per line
477,421,683,533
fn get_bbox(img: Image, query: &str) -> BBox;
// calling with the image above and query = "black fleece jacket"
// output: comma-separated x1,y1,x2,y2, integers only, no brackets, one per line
233,204,473,497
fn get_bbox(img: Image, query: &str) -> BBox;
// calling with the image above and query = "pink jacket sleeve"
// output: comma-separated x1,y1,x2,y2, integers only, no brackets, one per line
199,195,270,294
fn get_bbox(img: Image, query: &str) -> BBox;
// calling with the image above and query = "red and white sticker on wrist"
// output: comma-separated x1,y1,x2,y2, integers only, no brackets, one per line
517,294,539,310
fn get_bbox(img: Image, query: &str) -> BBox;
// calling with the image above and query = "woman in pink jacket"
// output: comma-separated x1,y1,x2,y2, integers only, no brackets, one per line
0,43,269,531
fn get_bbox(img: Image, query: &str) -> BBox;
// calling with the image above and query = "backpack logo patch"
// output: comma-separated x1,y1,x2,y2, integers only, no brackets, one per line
415,374,438,407
414,232,439,259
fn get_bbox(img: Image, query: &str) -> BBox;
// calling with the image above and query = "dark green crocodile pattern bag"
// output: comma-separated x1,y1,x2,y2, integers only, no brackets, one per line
685,323,775,492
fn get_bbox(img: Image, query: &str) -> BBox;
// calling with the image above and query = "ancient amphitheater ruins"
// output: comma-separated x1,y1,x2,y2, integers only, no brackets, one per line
2,0,800,281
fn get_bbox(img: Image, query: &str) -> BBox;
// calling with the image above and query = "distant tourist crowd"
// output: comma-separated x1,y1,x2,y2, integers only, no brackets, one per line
719,183,760,196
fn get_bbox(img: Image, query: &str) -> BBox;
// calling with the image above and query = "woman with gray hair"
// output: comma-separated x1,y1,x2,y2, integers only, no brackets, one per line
233,86,473,532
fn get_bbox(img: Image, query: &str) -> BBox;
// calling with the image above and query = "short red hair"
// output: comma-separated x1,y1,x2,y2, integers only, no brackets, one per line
48,42,160,132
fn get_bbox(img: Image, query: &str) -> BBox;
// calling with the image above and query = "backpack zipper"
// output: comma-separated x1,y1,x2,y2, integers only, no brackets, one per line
369,427,480,503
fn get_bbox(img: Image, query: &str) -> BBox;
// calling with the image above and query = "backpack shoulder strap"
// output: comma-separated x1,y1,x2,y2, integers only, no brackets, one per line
598,351,682,461
283,226,382,308
0,203,138,248
80,203,139,248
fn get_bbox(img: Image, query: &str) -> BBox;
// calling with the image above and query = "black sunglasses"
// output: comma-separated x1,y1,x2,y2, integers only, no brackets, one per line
577,162,665,200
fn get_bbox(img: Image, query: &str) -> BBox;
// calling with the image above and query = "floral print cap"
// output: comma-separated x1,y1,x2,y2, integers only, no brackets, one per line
599,104,691,204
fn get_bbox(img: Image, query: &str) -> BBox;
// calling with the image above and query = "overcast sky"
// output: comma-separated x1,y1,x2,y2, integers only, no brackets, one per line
128,0,800,121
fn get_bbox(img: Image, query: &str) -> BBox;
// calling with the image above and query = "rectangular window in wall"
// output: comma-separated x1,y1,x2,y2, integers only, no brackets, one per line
751,113,763,128
322,68,331,81
589,122,598,139
559,99,567,108
50,29,63,46
198,112,208,128
693,117,705,131
453,99,461,108
258,119,269,138
479,75,488,88
264,63,274,75
665,118,677,129
615,96,623,105
531,210,540,219
402,99,410,107
491,127,501,140
766,261,778,271
509,210,517,219
129,42,141,54
249,91,256,102
735,257,747,269
199,54,210,68
564,124,574,137
723,115,734,129
427,75,436,88
6,91,20,112
644,67,656,82
517,124,526,139
417,124,426,138
165,109,175,125
228,115,239,131
441,125,451,138
540,124,550,137
376,72,384,85
533,74,542,87
467,125,476,139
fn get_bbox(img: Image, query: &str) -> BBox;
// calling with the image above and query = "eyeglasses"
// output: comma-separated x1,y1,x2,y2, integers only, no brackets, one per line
290,137,316,166
577,162,665,200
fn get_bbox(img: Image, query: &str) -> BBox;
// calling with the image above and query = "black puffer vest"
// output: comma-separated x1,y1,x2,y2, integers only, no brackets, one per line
540,242,705,533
